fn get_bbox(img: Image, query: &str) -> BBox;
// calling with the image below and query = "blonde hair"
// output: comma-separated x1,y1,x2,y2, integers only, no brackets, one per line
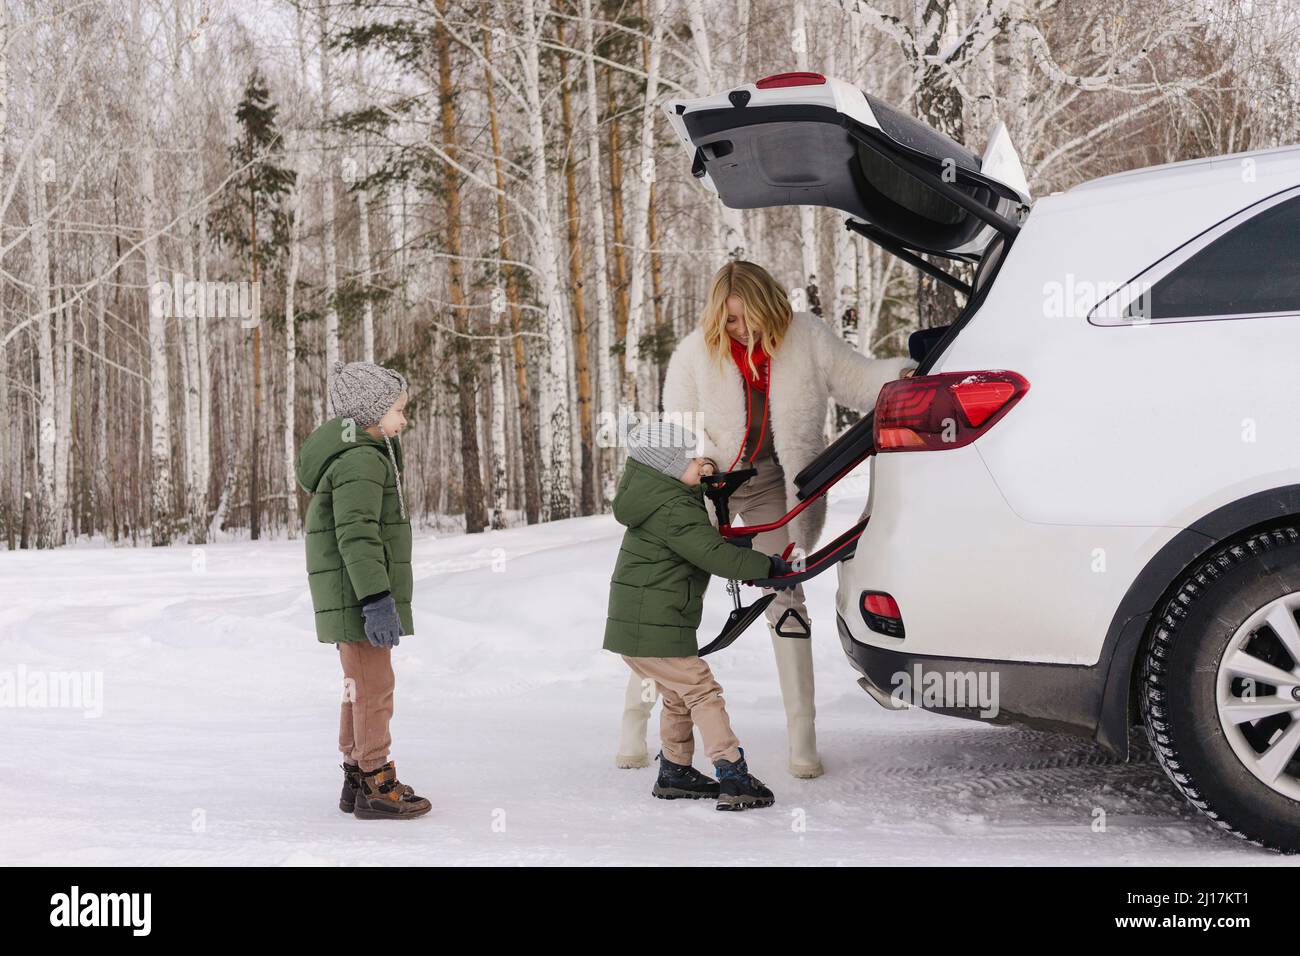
700,260,793,376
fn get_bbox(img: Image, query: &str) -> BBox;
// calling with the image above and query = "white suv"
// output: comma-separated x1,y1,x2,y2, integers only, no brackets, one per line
666,72,1300,852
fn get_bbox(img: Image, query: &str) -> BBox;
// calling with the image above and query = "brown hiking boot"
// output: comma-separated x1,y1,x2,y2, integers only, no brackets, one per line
353,762,432,820
340,762,363,813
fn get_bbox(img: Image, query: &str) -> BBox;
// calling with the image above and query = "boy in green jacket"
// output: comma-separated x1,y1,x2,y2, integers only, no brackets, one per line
295,361,430,820
604,417,791,811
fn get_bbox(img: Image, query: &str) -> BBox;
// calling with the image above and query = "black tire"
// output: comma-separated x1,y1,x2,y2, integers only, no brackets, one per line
1139,525,1300,854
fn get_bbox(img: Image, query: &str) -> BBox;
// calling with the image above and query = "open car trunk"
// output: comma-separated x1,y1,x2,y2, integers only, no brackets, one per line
663,73,1031,269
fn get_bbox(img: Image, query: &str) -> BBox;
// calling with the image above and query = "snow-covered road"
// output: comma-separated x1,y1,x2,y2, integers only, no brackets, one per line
3,488,1295,866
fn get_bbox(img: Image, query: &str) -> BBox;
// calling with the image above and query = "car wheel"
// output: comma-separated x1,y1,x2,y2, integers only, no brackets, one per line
1140,525,1300,853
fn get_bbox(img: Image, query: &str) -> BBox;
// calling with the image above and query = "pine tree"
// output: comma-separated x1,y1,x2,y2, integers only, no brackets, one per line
211,70,294,540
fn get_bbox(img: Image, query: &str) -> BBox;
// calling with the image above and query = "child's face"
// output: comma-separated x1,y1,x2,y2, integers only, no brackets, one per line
371,393,408,437
679,457,714,487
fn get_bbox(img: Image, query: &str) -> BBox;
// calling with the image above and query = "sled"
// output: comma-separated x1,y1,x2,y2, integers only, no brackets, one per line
697,423,878,654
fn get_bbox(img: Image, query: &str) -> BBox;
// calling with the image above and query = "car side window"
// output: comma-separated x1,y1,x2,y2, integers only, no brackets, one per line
1126,195,1300,320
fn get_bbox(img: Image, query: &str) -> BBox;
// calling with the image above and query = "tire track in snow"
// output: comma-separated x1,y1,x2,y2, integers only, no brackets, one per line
821,729,1205,830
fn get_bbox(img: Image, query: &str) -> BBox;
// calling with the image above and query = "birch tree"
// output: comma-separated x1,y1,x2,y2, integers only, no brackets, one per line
579,0,617,503
686,0,746,259
482,22,542,524
132,0,174,546
319,0,341,383
521,0,572,520
621,0,664,410
792,0,821,305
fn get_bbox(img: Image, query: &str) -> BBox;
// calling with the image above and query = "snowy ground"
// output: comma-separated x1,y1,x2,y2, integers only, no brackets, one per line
3,481,1297,866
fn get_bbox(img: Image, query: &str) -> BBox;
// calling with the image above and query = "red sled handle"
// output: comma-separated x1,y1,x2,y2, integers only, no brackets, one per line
717,415,876,542
717,450,867,541
709,411,877,587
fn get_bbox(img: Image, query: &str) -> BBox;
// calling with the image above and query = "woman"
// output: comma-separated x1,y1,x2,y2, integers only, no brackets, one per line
616,260,915,778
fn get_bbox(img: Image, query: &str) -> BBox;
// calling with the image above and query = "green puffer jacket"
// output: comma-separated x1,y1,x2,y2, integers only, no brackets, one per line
295,418,413,644
603,457,772,657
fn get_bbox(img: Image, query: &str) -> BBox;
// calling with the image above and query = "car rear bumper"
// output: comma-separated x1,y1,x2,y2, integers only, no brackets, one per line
836,612,1114,745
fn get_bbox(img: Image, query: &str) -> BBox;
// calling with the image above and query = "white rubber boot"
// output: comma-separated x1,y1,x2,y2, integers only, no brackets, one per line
771,627,824,778
615,671,656,769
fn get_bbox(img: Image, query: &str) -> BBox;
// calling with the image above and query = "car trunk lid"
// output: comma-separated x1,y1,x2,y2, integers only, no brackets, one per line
663,73,1031,263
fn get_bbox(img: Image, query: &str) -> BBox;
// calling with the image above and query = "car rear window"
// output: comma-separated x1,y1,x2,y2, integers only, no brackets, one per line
1128,195,1300,319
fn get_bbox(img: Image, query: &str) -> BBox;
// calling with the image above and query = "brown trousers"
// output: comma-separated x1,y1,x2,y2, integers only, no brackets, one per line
337,642,395,772
622,655,742,766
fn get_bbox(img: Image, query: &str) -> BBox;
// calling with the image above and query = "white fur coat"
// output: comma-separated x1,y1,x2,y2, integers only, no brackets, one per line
661,311,914,551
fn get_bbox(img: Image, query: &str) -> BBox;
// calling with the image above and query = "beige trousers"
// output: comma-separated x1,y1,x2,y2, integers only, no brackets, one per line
337,642,395,773
622,655,742,766
617,457,821,774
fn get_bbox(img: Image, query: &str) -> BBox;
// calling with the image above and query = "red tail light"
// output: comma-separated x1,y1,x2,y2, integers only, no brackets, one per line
755,72,826,90
861,591,904,638
862,592,900,618
874,371,1029,452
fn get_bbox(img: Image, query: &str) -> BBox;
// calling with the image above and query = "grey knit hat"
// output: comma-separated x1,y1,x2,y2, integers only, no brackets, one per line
626,417,699,480
328,361,408,426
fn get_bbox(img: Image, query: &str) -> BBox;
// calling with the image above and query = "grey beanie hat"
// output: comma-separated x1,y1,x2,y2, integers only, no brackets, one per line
626,417,698,480
328,361,408,426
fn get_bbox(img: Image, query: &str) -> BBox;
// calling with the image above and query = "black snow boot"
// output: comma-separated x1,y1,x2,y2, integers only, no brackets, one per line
652,752,721,800
339,762,363,813
352,762,432,820
713,749,775,812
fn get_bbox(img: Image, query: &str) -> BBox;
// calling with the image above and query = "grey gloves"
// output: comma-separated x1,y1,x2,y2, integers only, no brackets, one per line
361,593,403,648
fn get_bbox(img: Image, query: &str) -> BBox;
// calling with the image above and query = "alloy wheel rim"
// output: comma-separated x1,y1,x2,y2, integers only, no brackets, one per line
1215,591,1300,802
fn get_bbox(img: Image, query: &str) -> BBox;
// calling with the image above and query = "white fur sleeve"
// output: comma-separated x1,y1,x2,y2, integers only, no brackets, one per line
661,340,698,417
817,321,916,411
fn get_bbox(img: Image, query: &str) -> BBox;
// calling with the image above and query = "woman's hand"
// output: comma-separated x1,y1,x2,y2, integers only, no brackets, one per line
899,365,918,379
698,457,718,477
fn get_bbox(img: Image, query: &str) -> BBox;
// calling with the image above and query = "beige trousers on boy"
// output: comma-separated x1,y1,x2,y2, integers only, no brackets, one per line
622,655,742,766
338,642,395,773
616,458,823,777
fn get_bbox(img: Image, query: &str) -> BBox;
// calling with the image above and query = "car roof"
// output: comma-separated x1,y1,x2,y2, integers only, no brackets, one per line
1064,143,1300,199
1026,143,1300,250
